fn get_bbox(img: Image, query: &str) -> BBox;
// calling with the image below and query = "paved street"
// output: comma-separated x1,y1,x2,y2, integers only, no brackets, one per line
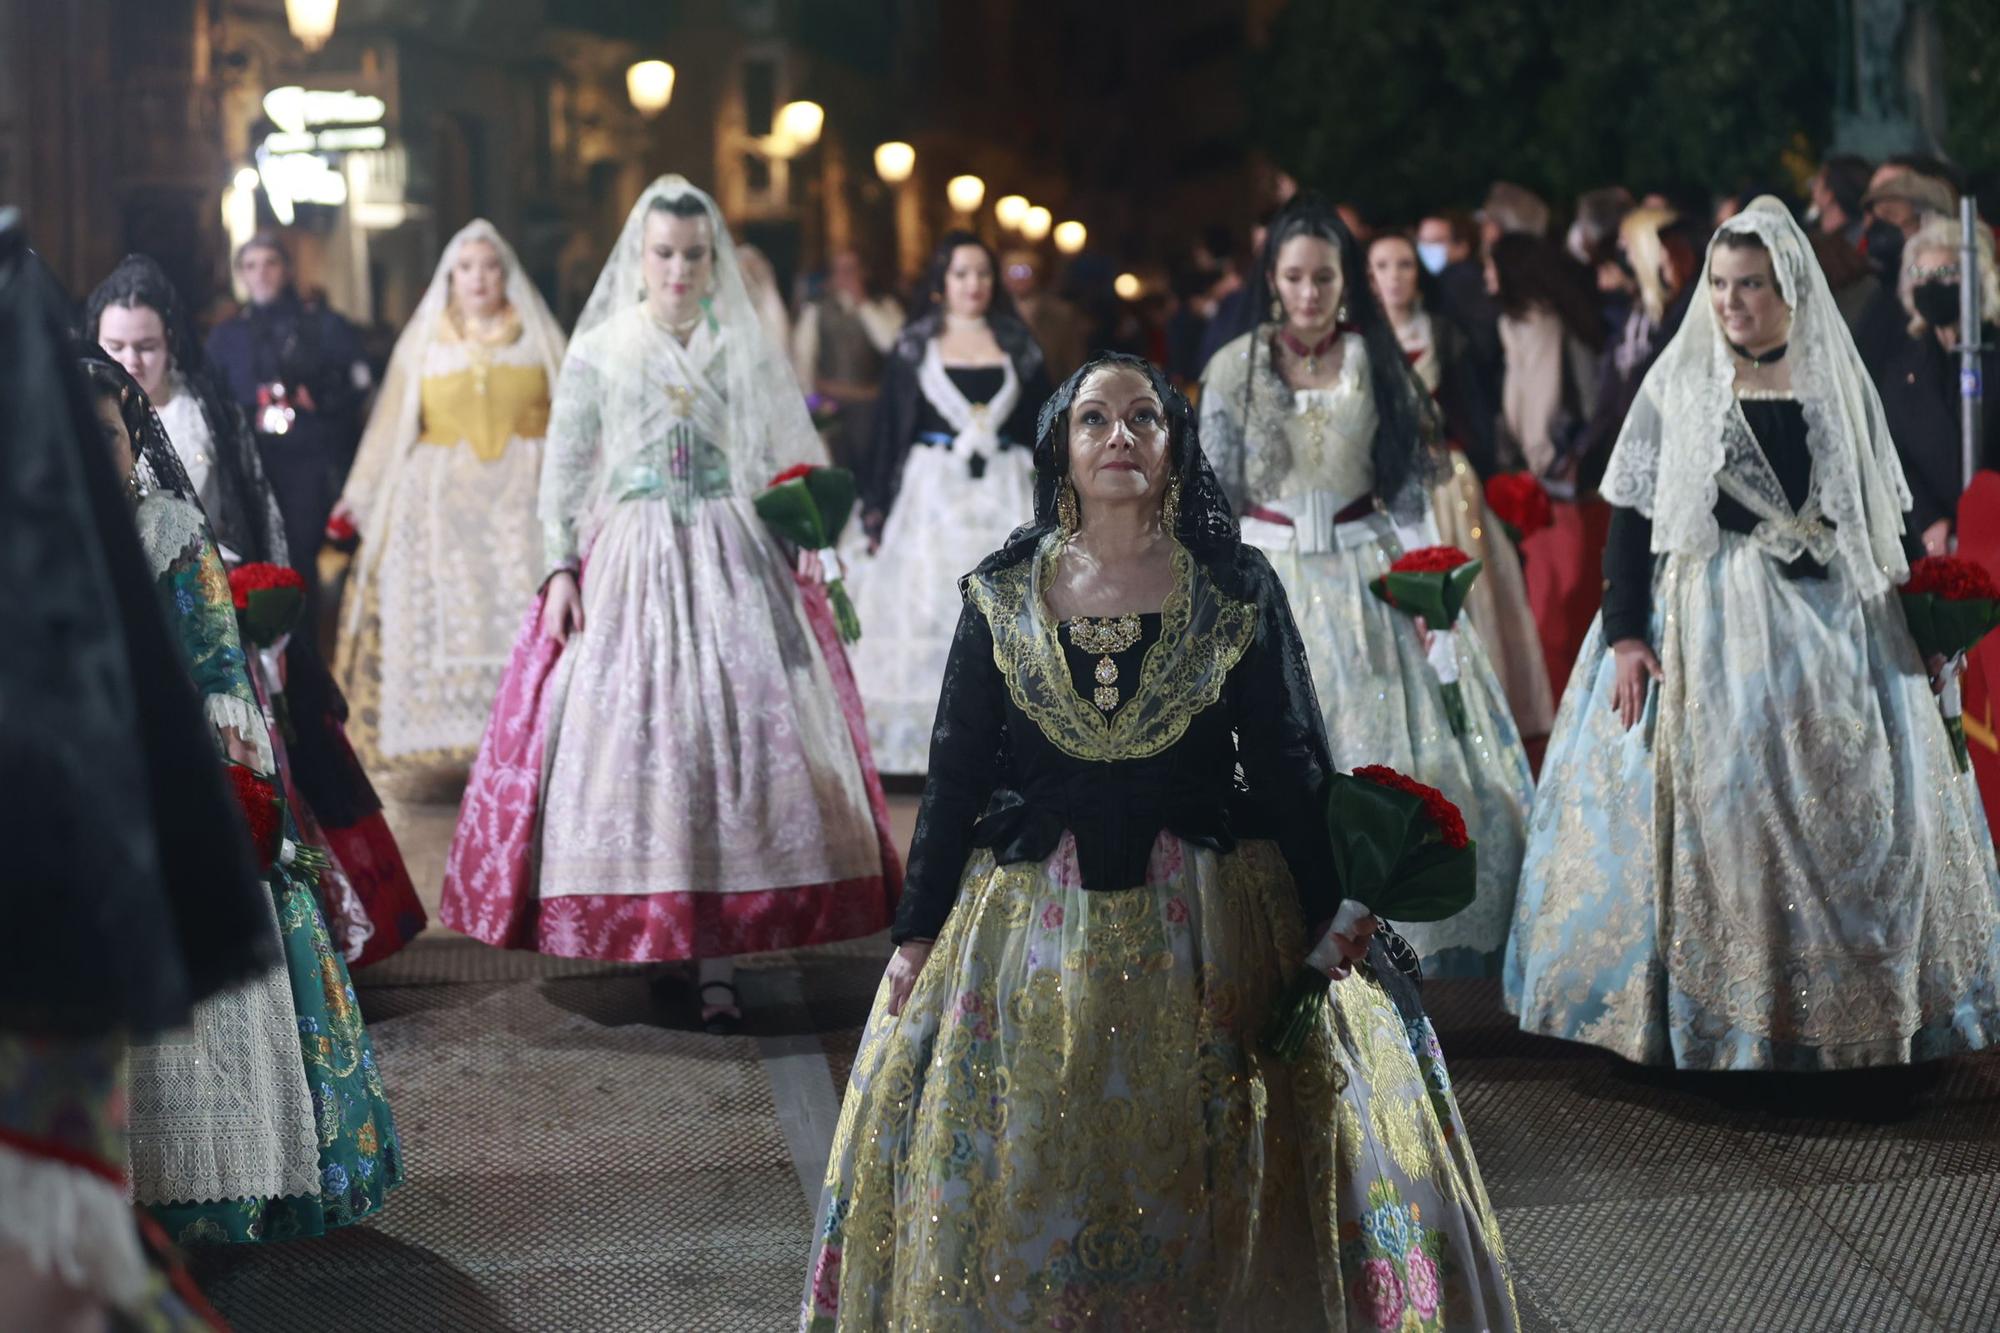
190,797,2000,1333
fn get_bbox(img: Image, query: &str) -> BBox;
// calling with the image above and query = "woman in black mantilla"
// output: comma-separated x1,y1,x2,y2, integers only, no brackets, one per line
801,354,1516,1332
845,230,1052,774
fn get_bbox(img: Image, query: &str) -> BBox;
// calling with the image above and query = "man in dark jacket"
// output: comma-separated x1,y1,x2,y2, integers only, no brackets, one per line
205,232,372,602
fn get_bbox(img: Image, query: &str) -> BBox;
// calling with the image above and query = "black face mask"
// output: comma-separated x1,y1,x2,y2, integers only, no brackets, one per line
1864,219,1905,276
1912,280,1960,329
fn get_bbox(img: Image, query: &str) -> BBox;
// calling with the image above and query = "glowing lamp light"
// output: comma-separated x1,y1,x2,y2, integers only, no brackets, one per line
874,141,915,184
947,175,986,214
626,61,677,118
994,194,1029,230
1053,220,1087,255
285,0,338,52
1114,273,1142,301
1020,206,1052,242
777,101,824,149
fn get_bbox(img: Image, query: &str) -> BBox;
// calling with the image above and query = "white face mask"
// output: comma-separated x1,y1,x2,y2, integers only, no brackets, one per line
1417,241,1450,275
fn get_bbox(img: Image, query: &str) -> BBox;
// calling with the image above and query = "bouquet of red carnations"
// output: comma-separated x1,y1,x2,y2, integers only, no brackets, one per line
757,464,862,641
222,763,328,878
1370,545,1484,735
1265,765,1477,1062
1484,472,1552,546
228,561,306,648
1900,555,2000,772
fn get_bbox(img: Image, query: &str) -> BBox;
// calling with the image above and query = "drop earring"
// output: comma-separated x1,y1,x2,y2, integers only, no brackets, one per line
1269,295,1282,323
1057,478,1080,536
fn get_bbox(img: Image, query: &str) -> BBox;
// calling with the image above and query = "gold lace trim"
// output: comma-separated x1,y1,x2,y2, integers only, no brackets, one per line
967,537,1257,763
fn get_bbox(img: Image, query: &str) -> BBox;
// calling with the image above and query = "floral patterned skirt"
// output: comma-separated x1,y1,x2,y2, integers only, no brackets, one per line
144,866,404,1244
802,833,1517,1332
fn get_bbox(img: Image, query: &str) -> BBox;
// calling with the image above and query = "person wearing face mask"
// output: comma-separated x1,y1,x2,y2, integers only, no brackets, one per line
1852,165,1959,372
330,221,567,799
1200,194,1534,979
1507,197,2000,1071
441,178,900,1035
1875,216,2000,558
204,233,373,608
1368,230,1552,740
88,254,424,969
1418,209,1502,417
845,230,1053,775
803,353,1518,1332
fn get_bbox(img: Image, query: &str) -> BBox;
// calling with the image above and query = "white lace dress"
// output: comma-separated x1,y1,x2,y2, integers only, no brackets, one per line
1201,330,1535,977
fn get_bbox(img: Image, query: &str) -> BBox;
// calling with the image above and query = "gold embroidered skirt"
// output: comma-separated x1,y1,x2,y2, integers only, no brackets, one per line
803,833,1517,1331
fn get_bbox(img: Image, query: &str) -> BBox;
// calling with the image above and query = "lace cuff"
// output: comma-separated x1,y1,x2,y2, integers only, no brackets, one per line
206,692,274,775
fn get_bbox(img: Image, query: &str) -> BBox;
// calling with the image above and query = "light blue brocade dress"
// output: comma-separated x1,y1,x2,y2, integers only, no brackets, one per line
1504,396,2000,1070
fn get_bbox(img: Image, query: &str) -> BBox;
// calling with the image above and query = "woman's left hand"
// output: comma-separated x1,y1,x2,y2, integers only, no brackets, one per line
1928,653,1952,697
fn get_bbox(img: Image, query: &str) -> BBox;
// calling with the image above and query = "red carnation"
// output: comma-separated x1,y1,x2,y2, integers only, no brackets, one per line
227,561,305,611
223,764,282,870
1389,545,1474,575
769,463,816,488
1484,472,1552,540
1904,556,2000,602
1353,763,1469,850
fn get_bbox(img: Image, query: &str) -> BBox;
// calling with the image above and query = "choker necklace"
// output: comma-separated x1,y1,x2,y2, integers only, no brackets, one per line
1278,327,1343,376
1728,340,1787,366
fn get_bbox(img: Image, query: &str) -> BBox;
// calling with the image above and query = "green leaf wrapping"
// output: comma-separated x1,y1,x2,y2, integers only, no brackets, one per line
1368,558,1485,630
1900,591,2000,659
1323,772,1478,922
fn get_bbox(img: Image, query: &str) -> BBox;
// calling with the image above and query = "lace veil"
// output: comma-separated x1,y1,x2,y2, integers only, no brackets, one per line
544,175,823,556
1600,195,1910,596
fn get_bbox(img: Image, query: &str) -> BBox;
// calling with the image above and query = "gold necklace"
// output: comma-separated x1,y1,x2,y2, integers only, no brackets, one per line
1068,614,1143,712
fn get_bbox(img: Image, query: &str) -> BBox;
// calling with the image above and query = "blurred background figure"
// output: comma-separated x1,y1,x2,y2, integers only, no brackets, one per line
1810,153,1874,247
1875,214,1998,557
205,233,373,616
1001,247,1087,381
792,248,903,473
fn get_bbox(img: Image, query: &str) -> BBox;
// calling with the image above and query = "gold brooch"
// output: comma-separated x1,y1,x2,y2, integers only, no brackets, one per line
1069,614,1142,712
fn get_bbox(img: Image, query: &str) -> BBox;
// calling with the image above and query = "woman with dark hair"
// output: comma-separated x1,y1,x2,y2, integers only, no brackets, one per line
441,178,899,1033
846,228,1053,774
77,352,404,1245
1369,231,1555,741
89,253,425,967
1487,232,1604,480
1507,198,2000,1070
802,351,1517,1332
1200,194,1533,978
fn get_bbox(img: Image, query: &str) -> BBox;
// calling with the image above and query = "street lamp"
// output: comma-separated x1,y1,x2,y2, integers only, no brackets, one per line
1053,220,1087,255
994,194,1029,230
1114,273,1142,300
1020,205,1052,242
777,100,824,150
874,142,915,184
285,0,338,52
947,175,986,215
626,61,676,118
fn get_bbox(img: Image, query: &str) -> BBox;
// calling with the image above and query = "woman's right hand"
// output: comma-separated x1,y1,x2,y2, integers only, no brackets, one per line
884,940,932,1016
1610,637,1662,730
541,570,584,644
328,497,357,531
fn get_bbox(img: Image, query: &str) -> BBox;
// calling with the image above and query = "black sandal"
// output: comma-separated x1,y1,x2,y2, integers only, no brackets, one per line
699,980,743,1036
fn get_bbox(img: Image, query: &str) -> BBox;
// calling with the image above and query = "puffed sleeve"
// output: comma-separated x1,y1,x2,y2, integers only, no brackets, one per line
892,598,1009,943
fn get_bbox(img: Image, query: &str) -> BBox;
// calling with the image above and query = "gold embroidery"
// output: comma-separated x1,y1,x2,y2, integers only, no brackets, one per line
967,537,1257,763
1068,613,1142,713
417,362,551,461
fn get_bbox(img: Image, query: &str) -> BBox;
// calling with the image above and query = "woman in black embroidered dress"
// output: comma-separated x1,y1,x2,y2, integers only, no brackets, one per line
801,354,1517,1331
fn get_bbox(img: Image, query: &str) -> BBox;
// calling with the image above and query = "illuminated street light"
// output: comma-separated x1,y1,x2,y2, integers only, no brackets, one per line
1053,220,1087,254
626,61,677,118
777,101,824,149
1020,205,1052,242
285,0,338,51
1114,273,1142,300
994,194,1029,230
947,175,986,215
874,141,915,184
